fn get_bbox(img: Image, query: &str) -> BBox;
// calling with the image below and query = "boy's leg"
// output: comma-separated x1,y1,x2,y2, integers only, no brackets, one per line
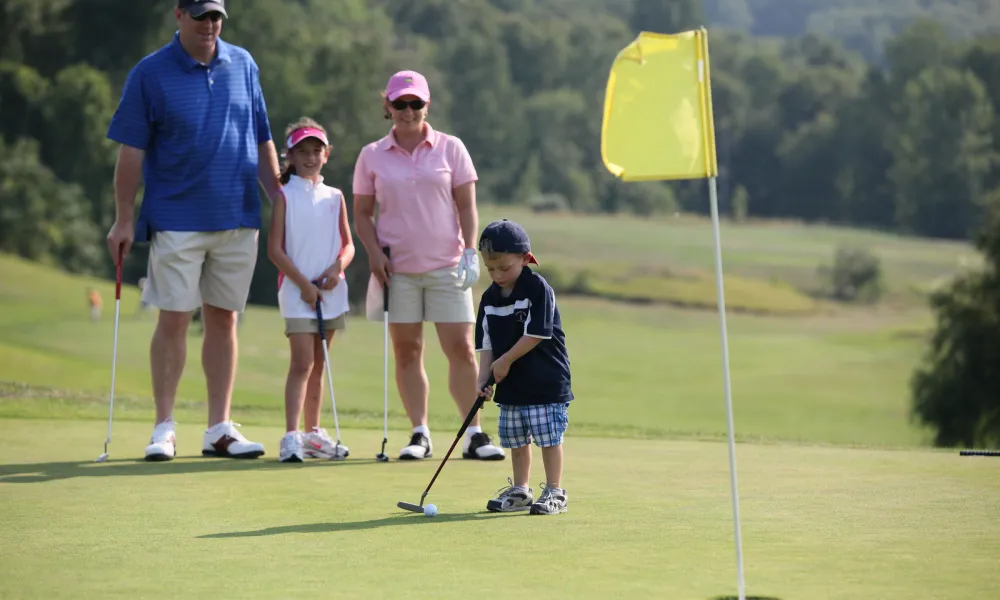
486,405,534,512
530,403,570,515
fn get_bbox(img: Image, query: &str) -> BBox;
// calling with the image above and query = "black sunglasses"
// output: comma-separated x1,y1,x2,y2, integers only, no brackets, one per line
390,99,426,111
191,11,224,22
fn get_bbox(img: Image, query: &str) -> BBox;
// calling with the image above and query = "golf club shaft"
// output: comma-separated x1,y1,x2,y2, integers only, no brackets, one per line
419,374,495,504
104,252,123,450
315,296,342,443
382,247,390,450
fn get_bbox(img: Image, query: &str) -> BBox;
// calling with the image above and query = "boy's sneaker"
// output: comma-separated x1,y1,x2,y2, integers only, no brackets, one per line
202,421,265,459
486,478,534,512
279,431,304,463
303,427,349,460
462,432,506,461
399,432,432,460
144,420,176,462
530,484,568,515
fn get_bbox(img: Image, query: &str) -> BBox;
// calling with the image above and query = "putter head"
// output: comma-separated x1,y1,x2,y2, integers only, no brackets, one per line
375,453,389,463
397,501,423,513
94,453,109,463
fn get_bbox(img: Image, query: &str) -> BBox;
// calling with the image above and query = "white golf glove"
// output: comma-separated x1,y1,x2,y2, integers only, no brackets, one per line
456,248,480,290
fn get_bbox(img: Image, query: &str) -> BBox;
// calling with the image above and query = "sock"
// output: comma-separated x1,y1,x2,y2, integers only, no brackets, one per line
413,424,430,436
466,425,482,437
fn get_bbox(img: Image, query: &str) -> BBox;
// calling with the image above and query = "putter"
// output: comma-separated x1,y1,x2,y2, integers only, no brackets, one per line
314,288,347,460
95,250,123,463
376,247,391,463
397,374,496,513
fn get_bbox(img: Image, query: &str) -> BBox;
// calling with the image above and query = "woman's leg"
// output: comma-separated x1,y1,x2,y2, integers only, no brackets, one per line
390,323,427,428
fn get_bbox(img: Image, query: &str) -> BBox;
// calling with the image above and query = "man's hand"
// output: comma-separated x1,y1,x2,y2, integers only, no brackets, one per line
456,248,480,290
370,248,391,287
106,220,134,263
490,354,512,384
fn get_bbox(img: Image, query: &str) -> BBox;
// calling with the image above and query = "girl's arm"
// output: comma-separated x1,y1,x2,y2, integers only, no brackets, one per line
267,192,312,289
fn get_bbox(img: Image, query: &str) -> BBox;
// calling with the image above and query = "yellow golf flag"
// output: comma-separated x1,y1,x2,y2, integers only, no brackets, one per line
600,28,718,181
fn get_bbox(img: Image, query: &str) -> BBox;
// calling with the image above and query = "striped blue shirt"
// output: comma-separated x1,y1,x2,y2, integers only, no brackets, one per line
106,33,272,242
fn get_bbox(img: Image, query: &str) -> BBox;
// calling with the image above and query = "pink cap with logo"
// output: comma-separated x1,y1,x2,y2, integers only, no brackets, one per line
385,70,430,102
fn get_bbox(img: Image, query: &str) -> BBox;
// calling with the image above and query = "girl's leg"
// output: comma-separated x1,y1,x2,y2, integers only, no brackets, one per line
285,334,316,432
304,332,334,432
540,444,563,489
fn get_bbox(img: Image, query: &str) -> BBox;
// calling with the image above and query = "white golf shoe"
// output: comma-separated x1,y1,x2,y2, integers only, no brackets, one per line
202,421,265,459
144,420,176,462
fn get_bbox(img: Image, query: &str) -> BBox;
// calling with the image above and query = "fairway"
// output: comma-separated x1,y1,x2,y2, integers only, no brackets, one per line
1,420,998,600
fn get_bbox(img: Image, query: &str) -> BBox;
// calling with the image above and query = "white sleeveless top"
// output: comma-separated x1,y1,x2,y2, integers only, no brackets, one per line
277,175,350,320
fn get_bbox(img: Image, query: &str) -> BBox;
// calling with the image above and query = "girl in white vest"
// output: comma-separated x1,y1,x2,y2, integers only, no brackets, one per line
267,118,354,463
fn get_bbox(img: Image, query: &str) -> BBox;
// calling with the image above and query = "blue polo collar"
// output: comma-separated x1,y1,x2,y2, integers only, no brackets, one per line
170,32,232,71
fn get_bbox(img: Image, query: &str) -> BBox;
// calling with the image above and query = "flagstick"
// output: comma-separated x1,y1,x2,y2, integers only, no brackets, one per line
708,175,746,600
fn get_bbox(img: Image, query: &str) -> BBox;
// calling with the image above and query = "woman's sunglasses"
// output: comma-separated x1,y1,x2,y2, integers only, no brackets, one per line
191,11,224,22
390,99,426,111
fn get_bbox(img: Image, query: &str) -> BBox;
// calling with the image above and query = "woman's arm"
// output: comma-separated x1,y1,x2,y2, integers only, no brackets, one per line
454,181,478,250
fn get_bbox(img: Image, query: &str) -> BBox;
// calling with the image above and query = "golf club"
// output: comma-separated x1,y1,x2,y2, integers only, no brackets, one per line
95,250,123,463
397,373,496,513
314,288,347,460
376,247,391,463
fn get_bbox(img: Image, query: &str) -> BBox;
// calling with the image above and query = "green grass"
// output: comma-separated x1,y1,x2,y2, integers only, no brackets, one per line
477,205,979,310
0,253,937,447
1,419,998,600
0,209,991,599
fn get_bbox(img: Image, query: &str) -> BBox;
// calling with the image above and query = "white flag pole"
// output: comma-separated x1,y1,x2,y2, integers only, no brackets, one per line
707,174,746,600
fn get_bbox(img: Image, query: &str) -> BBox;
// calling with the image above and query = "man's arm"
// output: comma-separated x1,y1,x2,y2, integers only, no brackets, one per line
258,140,282,205
106,144,145,260
454,181,478,249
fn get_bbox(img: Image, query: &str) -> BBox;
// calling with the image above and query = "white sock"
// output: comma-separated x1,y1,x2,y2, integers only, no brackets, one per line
466,425,482,436
413,424,430,436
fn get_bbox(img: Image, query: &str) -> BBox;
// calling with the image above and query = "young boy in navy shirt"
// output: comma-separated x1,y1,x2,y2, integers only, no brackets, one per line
475,219,573,515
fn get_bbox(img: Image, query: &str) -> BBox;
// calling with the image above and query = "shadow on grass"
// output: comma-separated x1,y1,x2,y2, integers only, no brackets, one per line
0,455,391,483
711,596,783,600
199,511,513,538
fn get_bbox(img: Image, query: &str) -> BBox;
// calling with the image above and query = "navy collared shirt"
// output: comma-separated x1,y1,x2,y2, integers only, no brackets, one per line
475,266,574,406
106,33,272,242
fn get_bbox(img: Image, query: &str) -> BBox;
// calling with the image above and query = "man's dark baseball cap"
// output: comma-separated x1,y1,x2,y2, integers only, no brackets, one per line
177,0,227,18
478,219,539,264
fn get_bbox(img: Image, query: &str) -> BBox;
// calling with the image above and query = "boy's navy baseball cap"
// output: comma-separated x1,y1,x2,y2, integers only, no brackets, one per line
177,0,227,18
478,219,539,264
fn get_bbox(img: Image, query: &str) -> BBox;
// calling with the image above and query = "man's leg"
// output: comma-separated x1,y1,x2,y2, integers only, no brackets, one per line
151,310,192,424
200,304,237,426
198,228,264,458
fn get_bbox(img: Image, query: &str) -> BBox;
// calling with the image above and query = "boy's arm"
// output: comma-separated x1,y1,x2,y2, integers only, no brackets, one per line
477,349,494,391
474,300,494,391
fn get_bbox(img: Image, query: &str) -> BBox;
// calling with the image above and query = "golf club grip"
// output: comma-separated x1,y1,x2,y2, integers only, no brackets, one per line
382,247,390,311
312,282,326,338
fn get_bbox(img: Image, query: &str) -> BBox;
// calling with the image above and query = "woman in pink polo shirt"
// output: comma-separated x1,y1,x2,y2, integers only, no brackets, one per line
353,70,505,462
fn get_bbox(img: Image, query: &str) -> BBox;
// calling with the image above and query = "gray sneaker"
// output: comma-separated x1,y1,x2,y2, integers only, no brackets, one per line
279,431,304,463
530,484,568,515
486,478,534,512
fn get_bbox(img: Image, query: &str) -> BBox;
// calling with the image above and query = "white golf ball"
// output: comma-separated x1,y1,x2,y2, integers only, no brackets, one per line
423,503,438,517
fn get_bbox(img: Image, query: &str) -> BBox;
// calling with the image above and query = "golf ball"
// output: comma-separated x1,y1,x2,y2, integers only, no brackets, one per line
424,504,438,517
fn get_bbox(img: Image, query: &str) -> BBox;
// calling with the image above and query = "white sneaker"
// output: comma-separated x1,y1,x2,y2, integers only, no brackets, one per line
279,431,304,463
303,427,349,460
202,421,265,459
144,420,176,462
462,431,505,461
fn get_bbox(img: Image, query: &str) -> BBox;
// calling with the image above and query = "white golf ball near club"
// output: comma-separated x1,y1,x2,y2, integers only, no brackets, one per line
424,504,438,517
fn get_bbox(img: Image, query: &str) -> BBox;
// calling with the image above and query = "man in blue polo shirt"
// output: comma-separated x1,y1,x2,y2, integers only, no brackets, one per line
105,0,282,461
474,219,573,515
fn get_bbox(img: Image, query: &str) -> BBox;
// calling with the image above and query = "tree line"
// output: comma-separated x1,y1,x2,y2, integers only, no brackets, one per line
3,0,1000,301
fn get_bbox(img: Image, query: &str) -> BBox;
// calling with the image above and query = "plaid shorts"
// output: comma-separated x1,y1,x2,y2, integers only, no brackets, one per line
497,403,570,449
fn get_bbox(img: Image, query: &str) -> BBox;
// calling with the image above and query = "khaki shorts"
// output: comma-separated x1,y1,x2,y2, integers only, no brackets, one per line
284,315,347,336
142,229,258,313
366,267,475,324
